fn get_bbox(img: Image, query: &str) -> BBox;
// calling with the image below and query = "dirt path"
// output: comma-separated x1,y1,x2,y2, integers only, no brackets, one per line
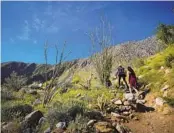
125,112,174,133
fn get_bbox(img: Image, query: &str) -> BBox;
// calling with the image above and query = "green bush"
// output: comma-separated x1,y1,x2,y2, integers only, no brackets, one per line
1,89,16,101
47,100,86,128
1,104,33,122
67,114,95,133
4,71,27,91
165,54,174,68
72,75,81,84
133,58,145,68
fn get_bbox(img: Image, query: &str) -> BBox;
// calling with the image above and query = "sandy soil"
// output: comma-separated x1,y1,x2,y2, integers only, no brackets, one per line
125,112,174,133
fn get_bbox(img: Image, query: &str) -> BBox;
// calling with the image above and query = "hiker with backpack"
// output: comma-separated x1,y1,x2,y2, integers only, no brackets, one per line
115,64,129,89
127,66,139,94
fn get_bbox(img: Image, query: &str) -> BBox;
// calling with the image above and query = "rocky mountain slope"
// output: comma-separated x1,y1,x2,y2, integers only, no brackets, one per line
1,36,160,85
1,36,174,133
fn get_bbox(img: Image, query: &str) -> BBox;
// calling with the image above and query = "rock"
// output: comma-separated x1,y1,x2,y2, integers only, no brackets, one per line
160,66,164,70
111,112,121,118
56,122,66,129
155,97,166,106
119,106,132,112
33,99,42,106
38,83,42,88
87,119,96,126
122,111,130,116
95,122,115,133
136,99,146,104
124,93,134,101
23,110,43,127
27,89,37,95
123,101,130,106
111,98,118,103
38,117,47,125
136,103,155,112
29,82,42,89
114,100,123,105
44,127,51,133
161,85,169,92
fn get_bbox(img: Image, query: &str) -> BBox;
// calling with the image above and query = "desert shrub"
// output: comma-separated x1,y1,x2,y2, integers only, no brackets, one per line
1,104,33,122
67,114,95,133
156,24,174,45
89,17,113,87
163,97,174,107
4,71,27,91
96,94,108,112
133,58,145,68
72,75,81,84
1,121,22,133
165,54,174,68
1,89,16,101
47,100,86,128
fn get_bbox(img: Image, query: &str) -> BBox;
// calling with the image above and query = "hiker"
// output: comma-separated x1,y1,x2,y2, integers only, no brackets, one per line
115,64,129,89
127,66,139,94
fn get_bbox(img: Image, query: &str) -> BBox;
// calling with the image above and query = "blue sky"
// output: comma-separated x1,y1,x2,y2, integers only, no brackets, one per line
2,1,174,64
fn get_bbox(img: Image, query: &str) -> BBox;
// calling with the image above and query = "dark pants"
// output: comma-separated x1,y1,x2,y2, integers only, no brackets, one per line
118,75,129,89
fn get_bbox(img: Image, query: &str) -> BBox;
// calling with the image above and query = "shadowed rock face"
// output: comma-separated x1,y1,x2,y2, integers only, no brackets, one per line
1,36,160,85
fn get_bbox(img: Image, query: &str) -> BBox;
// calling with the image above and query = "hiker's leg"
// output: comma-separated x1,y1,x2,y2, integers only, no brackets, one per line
133,86,139,94
123,76,129,89
118,76,121,87
129,87,133,93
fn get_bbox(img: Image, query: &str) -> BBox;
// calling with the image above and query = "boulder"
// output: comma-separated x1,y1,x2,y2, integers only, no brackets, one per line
155,97,166,106
29,82,42,89
44,127,51,133
114,100,123,105
124,93,134,101
119,106,132,112
38,117,47,125
123,101,130,106
111,112,121,118
23,110,43,127
160,66,164,70
122,111,130,116
56,122,66,129
136,99,146,104
87,119,96,126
